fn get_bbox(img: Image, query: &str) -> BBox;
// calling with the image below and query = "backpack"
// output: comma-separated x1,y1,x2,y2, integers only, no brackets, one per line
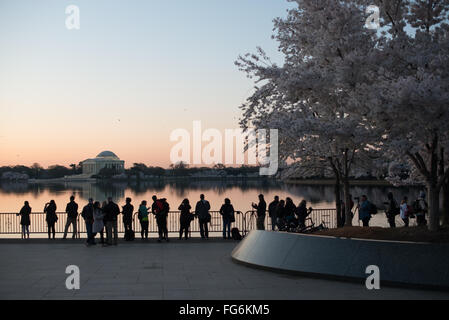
124,229,135,241
231,228,242,241
406,204,414,217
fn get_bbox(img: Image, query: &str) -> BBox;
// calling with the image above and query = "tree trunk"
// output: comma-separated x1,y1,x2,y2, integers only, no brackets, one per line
335,178,343,228
442,181,449,226
343,178,352,227
427,183,440,232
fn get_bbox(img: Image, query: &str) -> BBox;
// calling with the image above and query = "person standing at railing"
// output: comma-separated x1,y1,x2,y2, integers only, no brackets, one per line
251,194,267,230
103,197,120,246
152,196,170,242
81,198,95,246
179,199,193,240
219,198,235,239
44,200,58,240
275,200,285,229
195,194,211,240
122,198,134,233
92,201,105,246
63,196,78,240
18,201,31,239
284,197,297,227
138,200,150,240
268,196,279,231
296,200,312,229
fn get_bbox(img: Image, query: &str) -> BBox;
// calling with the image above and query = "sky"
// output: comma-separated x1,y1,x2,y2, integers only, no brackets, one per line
0,0,292,168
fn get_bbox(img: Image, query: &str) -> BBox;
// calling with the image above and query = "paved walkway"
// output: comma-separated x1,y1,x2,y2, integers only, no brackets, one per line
0,239,448,300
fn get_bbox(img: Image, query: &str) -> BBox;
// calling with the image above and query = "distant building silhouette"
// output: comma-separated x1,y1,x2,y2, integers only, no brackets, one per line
82,151,125,176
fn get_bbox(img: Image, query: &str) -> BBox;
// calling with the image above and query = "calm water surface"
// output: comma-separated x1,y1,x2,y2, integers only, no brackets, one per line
0,180,424,229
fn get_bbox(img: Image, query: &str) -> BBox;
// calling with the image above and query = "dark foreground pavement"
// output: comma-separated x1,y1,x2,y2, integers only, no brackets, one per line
0,239,448,300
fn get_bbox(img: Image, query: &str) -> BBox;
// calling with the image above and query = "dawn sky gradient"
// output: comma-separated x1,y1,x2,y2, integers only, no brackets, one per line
0,0,291,168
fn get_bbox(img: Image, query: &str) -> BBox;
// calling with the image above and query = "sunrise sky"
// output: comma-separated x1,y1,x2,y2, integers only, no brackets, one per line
0,0,291,168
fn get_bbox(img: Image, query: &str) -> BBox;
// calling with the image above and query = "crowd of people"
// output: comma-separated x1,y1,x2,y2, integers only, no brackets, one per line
351,191,428,228
15,191,429,242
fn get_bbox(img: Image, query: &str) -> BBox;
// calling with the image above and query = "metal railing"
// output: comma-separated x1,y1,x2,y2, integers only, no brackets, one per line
0,209,337,237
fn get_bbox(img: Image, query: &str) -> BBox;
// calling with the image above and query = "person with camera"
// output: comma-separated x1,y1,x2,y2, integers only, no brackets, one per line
252,194,267,230
44,200,58,240
358,195,373,227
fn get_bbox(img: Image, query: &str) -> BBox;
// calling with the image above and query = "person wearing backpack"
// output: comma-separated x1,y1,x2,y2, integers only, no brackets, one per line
358,195,372,227
195,194,211,239
103,197,120,246
220,198,235,239
385,192,399,228
122,197,134,233
138,200,150,240
416,191,428,227
400,196,411,227
179,199,193,240
152,196,169,242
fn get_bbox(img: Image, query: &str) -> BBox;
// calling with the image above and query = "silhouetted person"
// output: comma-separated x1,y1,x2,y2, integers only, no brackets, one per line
18,201,31,239
152,196,169,242
81,198,95,245
296,200,312,228
122,197,134,232
92,201,105,246
103,197,120,245
416,191,428,226
400,196,410,227
385,192,399,228
44,200,57,240
179,199,193,240
275,200,286,228
195,194,211,239
220,198,235,239
138,200,150,240
63,195,78,239
251,194,266,230
284,197,297,225
100,201,107,243
358,195,372,227
268,196,279,231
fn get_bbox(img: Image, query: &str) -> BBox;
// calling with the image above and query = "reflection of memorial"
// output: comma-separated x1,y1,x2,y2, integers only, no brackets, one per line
62,182,126,203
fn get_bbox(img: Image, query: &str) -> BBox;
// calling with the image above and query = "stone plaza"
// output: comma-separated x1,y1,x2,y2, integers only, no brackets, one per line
0,239,448,300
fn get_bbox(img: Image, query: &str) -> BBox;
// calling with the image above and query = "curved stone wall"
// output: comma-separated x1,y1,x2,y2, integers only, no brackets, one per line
231,231,449,290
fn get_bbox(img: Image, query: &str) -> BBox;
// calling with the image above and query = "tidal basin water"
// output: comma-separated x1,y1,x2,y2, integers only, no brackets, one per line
0,180,423,229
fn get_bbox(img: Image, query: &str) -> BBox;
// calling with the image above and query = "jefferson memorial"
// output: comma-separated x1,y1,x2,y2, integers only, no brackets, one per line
82,151,125,176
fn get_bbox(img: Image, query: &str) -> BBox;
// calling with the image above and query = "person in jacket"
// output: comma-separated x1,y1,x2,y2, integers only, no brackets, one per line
275,200,285,229
296,200,312,228
81,198,95,245
44,200,58,240
385,192,399,228
251,194,267,230
18,201,31,239
268,196,279,231
92,201,105,246
152,196,169,242
195,194,211,239
138,200,150,240
416,191,428,227
122,198,134,232
284,197,297,225
103,197,120,246
400,196,410,227
63,195,78,239
358,195,372,227
220,198,235,239
179,199,193,240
